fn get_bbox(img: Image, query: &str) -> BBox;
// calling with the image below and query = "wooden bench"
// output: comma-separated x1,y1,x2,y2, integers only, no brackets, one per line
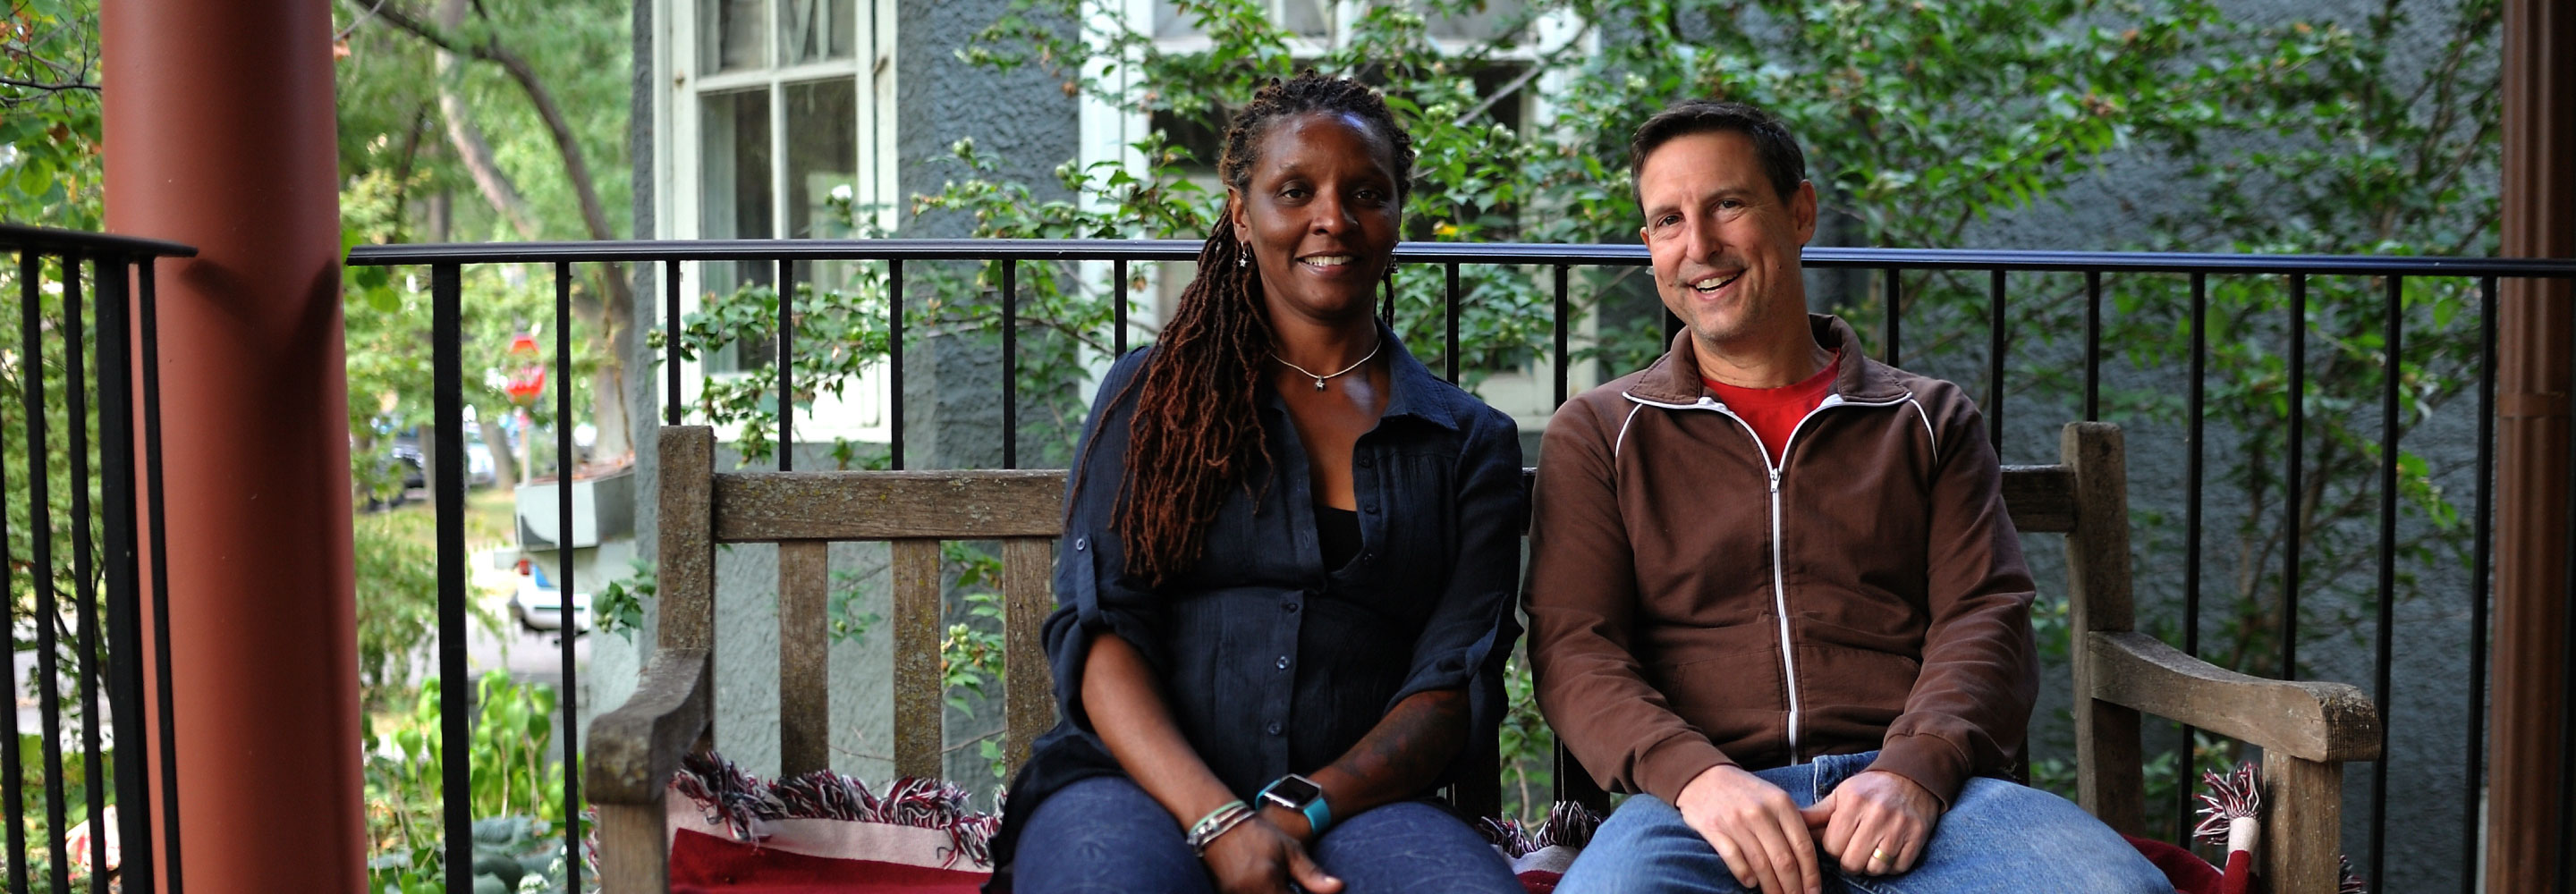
588,421,2380,893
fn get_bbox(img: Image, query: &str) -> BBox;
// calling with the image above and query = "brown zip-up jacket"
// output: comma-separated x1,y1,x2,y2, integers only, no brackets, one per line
1524,314,2038,808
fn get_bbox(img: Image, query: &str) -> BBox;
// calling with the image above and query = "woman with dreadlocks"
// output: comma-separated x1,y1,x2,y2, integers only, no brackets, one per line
986,72,1527,894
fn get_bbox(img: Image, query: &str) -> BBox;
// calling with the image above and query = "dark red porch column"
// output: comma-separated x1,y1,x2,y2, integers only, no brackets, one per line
97,0,362,891
2490,0,2576,890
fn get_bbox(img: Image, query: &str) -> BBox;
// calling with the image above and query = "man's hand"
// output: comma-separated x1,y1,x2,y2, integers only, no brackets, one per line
1674,764,1820,894
1199,815,1343,894
1800,770,1941,876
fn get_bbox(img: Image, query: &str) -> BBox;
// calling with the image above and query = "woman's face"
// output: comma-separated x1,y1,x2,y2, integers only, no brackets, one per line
1229,111,1404,325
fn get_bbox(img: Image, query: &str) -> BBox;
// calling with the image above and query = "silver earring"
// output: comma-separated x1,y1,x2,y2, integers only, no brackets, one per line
1238,246,1250,269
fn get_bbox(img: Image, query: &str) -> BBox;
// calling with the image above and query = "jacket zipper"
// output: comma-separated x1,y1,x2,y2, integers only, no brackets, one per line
1624,389,1910,764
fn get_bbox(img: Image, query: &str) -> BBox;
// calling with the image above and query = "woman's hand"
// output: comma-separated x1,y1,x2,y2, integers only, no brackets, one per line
1199,816,1343,894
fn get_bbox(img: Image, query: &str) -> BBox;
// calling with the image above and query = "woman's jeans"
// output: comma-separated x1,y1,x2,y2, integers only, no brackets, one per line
1012,774,1523,894
1556,751,2173,894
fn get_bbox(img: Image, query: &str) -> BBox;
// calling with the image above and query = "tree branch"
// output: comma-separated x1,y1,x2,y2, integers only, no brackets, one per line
0,76,98,93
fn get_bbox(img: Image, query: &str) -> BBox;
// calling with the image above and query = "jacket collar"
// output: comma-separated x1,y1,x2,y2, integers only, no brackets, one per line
1623,314,1909,406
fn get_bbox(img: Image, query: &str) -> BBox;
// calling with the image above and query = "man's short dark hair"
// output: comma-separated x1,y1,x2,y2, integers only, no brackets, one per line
1628,99,1807,209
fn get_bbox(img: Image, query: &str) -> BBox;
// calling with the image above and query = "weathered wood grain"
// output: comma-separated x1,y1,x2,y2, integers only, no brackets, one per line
778,540,832,778
712,470,1066,541
893,539,945,780
2062,422,2146,834
1997,464,2078,534
2086,631,2381,763
2264,752,2345,894
585,646,713,804
657,426,716,653
1002,537,1055,770
593,802,669,894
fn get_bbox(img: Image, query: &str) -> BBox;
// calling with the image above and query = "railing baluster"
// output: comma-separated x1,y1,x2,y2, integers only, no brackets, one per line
778,257,795,472
1002,258,1018,469
2083,270,2101,422
2180,272,2207,845
1987,269,2005,451
24,248,72,894
554,260,582,894
4,248,33,894
890,259,905,471
64,249,109,893
2463,276,2497,894
140,249,180,894
665,258,682,426
1444,262,1461,384
96,251,157,894
430,262,470,894
1114,258,1130,357
1379,268,1394,325
1552,265,1569,408
2561,292,2576,894
2369,274,2402,888
1881,268,1901,367
2284,273,2305,680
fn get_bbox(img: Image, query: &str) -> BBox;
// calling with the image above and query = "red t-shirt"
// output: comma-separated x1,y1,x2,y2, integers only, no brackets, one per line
1704,356,1840,467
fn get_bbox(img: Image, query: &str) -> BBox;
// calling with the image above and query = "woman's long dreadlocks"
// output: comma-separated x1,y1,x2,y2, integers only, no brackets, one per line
1090,72,1415,586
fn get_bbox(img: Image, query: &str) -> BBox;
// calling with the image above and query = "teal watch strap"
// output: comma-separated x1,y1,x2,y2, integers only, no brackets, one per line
1258,773,1333,836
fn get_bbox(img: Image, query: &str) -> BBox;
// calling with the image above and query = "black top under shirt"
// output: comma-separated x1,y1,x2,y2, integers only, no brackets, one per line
1316,505,1362,571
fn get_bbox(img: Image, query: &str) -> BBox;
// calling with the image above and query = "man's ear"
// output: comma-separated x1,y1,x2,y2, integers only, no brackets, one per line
1791,180,1819,245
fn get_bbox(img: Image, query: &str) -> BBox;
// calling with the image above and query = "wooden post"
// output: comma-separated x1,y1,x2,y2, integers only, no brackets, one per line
2489,2,2576,890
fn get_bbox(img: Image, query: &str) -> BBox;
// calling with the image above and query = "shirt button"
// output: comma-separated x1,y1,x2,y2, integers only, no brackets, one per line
1282,601,1299,613
1266,721,1284,736
1362,552,1375,563
1363,502,1378,514
1357,457,1374,468
1276,655,1291,670
1072,536,1087,551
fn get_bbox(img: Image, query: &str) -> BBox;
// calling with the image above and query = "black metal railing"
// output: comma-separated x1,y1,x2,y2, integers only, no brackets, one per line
348,237,2576,893
1,223,192,894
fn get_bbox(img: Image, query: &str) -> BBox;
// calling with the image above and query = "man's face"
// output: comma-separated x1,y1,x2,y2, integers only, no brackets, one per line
1637,131,1818,357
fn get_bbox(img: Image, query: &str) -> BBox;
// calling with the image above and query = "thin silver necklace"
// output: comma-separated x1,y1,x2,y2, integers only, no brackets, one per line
1272,335,1383,392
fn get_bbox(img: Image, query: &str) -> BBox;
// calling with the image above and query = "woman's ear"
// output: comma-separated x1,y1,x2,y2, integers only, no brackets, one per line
1226,189,1250,236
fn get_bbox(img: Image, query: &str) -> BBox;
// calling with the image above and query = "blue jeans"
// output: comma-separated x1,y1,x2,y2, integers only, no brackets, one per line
1012,775,1523,894
1556,751,2171,894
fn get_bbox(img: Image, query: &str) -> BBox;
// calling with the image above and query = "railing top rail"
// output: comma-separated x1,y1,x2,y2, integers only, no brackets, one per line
0,223,199,258
344,237,2576,277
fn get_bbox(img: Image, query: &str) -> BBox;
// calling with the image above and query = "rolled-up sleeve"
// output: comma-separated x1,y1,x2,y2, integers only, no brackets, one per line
1383,405,1527,758
1042,350,1168,735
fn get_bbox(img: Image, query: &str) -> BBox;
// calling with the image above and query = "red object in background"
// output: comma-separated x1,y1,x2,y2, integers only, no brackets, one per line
504,332,547,407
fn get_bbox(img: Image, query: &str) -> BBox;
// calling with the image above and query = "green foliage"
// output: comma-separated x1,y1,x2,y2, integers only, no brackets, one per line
365,672,582,894
7,734,114,892
591,557,655,642
2,0,102,230
354,510,445,707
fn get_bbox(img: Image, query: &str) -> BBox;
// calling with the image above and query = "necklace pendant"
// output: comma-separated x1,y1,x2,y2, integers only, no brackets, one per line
1312,377,1327,391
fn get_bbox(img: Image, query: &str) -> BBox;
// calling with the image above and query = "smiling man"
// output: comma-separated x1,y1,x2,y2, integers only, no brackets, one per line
1524,101,2170,894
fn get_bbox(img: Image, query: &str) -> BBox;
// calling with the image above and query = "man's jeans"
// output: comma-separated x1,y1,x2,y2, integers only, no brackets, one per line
1556,751,2172,894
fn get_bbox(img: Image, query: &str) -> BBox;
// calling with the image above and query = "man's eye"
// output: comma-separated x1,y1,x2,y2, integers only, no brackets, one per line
1655,214,1682,228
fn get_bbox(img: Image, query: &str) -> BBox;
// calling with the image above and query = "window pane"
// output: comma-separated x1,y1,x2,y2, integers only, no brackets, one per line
699,0,769,72
784,79,860,298
780,0,855,63
1423,0,1526,42
1153,0,1195,38
700,89,775,372
1280,0,1329,38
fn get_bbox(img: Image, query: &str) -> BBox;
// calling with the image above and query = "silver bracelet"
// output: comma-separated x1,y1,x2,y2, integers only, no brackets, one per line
1185,799,1258,857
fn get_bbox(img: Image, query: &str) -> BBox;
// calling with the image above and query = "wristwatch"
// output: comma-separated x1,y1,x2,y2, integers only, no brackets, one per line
1257,773,1332,836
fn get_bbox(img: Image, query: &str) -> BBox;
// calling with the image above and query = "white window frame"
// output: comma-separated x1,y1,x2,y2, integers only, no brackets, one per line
656,0,902,446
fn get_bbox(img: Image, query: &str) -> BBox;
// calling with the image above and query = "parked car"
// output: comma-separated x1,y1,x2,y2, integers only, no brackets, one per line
385,430,497,489
509,557,591,637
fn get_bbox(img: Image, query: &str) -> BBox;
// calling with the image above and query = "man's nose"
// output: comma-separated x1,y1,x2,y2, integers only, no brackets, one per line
1682,215,1724,262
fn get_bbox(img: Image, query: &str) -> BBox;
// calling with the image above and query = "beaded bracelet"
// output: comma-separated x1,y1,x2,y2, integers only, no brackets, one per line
1184,799,1258,857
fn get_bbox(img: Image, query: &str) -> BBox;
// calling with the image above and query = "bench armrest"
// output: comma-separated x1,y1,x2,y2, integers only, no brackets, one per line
2084,631,2380,763
586,647,715,805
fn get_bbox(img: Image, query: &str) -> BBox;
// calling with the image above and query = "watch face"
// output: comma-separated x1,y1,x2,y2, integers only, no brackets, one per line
1263,774,1324,808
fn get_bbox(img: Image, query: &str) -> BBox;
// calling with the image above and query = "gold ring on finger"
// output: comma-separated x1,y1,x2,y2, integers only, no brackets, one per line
1870,846,1891,866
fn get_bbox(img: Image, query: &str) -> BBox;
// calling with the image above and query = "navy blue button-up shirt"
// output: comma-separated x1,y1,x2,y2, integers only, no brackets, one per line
988,328,1527,883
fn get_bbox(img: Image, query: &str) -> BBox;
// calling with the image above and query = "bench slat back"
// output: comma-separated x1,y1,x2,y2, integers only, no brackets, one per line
681,437,2090,796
